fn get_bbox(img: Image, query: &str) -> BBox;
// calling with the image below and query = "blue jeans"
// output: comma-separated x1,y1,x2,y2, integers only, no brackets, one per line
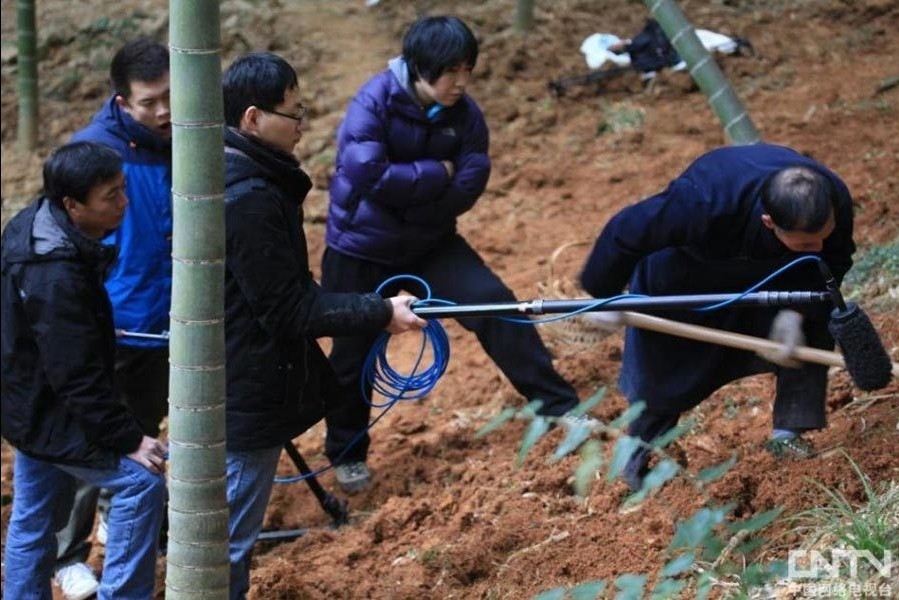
226,446,282,600
4,451,165,600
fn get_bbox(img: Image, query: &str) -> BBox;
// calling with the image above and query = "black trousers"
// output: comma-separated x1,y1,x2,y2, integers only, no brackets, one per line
321,235,579,464
628,320,830,448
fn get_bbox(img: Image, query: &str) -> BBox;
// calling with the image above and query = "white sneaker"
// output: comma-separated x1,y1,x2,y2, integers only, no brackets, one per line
54,562,99,600
95,518,108,546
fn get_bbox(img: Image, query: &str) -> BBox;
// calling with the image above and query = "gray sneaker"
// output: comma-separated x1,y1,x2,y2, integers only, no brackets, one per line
334,461,372,494
558,414,601,432
763,435,815,460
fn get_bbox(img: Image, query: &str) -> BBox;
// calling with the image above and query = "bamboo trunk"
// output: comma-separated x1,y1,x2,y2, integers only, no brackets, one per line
166,1,229,598
17,0,37,150
644,0,761,145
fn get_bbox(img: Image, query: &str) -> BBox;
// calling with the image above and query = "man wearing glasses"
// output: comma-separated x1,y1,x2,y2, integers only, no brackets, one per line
220,52,426,599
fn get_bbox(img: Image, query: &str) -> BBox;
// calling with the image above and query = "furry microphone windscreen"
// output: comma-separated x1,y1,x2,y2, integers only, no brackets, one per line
828,302,893,391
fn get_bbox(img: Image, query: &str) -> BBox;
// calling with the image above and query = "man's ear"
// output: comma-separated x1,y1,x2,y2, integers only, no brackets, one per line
61,196,80,217
240,106,262,133
114,95,128,109
761,213,775,230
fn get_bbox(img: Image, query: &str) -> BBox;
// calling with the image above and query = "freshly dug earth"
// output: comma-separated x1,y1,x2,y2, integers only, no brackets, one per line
1,0,896,598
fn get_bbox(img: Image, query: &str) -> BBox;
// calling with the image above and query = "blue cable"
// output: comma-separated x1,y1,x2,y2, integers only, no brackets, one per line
276,255,824,483
275,274,450,484
692,255,822,311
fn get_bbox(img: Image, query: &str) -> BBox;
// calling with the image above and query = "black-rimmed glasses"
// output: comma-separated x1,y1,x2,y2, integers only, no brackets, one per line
263,105,307,123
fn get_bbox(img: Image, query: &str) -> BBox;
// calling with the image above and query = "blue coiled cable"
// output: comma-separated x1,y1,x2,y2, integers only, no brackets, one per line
275,255,824,483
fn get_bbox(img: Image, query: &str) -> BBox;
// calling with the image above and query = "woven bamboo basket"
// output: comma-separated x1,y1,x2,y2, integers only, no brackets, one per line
535,241,615,350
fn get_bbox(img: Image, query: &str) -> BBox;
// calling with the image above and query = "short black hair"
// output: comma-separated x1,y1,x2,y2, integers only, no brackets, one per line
402,16,478,84
222,52,298,128
43,142,123,205
760,166,836,232
110,38,169,99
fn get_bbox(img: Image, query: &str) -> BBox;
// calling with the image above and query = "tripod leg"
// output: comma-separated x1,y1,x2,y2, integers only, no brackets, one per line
283,442,349,527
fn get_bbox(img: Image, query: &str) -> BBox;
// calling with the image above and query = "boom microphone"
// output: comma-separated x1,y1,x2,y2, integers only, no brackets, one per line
819,262,893,391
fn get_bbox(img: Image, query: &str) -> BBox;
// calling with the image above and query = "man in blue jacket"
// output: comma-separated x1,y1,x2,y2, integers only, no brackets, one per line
2,141,167,600
54,38,172,598
322,16,588,494
579,144,855,491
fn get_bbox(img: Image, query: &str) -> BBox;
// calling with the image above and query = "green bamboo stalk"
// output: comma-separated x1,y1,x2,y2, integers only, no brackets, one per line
515,0,535,33
644,0,761,145
166,1,229,598
17,0,37,150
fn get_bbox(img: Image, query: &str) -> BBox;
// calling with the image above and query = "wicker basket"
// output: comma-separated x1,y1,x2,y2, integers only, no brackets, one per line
535,241,615,350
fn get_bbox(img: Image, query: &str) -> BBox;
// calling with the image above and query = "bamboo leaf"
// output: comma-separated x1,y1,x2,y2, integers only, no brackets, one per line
668,507,727,550
520,399,545,418
574,440,602,497
551,422,593,461
642,458,679,491
610,400,645,429
725,507,783,535
570,580,605,600
660,551,695,577
517,416,550,467
650,419,693,449
625,459,680,505
695,571,712,600
606,436,641,482
650,578,686,599
533,588,565,600
568,387,606,417
613,574,646,600
696,454,736,484
475,406,516,438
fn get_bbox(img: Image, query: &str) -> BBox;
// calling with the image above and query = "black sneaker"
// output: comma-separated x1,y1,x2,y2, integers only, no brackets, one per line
763,435,815,460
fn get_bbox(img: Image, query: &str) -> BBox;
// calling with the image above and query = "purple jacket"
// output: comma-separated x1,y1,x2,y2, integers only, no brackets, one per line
325,57,491,266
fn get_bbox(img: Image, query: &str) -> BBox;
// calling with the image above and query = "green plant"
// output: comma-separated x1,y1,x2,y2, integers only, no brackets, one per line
789,452,898,569
596,101,645,135
478,387,787,600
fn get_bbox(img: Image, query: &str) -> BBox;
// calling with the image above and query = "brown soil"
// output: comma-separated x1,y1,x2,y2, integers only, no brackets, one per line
1,0,897,598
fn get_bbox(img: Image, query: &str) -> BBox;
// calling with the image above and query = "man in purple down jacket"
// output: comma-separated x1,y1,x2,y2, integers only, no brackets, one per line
322,16,588,494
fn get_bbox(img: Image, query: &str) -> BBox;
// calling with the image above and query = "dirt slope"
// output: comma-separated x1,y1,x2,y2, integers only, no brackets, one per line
1,0,897,598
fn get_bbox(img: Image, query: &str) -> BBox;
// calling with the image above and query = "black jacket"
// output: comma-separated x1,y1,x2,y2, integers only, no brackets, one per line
223,129,392,450
1,199,145,468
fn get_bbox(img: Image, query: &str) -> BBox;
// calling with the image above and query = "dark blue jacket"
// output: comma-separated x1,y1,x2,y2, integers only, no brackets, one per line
581,144,855,411
72,97,172,348
325,57,491,266
1,199,144,468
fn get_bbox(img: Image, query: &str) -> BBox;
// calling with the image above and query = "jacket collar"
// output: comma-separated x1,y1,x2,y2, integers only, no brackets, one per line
224,127,312,203
97,95,171,155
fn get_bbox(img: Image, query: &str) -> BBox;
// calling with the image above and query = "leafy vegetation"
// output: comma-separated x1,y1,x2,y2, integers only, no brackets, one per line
478,389,895,599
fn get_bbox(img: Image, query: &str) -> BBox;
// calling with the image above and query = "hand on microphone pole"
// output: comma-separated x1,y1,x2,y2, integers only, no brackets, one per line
581,310,625,338
758,309,805,368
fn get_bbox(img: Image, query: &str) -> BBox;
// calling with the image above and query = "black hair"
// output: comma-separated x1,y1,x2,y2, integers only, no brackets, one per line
760,166,836,232
402,16,478,84
43,142,123,205
110,38,169,99
222,52,298,128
